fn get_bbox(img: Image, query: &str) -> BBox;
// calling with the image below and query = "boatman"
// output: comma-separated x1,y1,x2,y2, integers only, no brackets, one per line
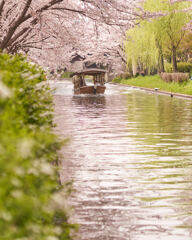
93,76,98,94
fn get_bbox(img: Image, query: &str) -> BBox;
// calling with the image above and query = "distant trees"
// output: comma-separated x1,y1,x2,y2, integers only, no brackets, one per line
125,0,192,74
178,32,192,62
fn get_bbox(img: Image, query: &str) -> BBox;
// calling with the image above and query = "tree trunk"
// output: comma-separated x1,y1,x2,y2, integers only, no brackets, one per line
155,39,164,73
160,53,165,73
0,0,5,17
132,58,138,76
158,47,165,73
0,0,32,50
172,46,177,72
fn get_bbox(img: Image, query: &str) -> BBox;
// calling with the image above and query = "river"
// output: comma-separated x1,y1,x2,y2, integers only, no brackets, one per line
52,80,192,240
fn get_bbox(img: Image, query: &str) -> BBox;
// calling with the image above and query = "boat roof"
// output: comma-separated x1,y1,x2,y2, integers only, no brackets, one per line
71,68,108,77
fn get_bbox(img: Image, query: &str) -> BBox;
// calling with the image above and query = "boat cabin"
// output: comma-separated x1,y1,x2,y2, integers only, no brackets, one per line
72,68,108,94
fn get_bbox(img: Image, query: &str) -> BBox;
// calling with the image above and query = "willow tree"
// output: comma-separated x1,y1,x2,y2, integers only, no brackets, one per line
143,0,192,72
125,22,158,75
125,0,192,74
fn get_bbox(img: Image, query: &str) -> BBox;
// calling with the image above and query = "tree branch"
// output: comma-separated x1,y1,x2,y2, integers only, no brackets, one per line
0,0,5,17
7,27,30,47
0,0,65,50
0,0,32,49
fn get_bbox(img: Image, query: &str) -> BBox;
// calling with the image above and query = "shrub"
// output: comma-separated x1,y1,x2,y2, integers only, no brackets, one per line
160,72,189,83
165,63,173,73
120,72,132,79
112,76,122,83
178,62,192,73
113,72,132,81
165,62,192,73
0,54,76,240
61,72,73,78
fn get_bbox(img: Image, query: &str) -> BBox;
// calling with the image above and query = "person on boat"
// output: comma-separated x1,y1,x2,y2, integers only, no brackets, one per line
78,76,82,87
79,75,86,87
72,75,77,85
93,76,99,94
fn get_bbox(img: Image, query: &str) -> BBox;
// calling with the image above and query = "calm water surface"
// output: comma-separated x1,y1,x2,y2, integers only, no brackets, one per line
52,80,192,240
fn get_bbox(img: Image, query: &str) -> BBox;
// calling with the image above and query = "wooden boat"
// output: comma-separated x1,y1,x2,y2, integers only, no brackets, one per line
72,68,108,95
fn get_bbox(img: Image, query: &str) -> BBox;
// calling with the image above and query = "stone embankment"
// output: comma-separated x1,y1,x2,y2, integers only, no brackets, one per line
111,82,192,100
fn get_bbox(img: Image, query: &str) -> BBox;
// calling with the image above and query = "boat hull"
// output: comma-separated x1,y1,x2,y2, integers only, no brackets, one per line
74,85,106,95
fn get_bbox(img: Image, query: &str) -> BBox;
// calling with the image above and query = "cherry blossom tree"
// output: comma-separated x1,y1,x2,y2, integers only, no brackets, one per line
0,0,145,74
0,0,83,53
0,0,145,52
1,0,192,70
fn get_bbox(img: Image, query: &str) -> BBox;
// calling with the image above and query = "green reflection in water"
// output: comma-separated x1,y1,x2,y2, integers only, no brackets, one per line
125,91,192,229
139,196,175,202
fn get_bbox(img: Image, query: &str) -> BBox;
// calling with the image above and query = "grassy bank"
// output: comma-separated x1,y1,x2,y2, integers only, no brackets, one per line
61,72,73,78
0,54,75,240
113,75,192,95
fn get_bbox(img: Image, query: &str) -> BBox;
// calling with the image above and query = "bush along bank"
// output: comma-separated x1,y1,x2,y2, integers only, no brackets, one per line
113,74,192,96
165,62,192,74
0,54,76,240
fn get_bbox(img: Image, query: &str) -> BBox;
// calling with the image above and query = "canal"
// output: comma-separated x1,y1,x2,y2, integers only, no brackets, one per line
52,80,192,240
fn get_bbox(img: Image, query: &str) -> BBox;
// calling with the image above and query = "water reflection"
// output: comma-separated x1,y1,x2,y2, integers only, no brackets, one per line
53,81,192,240
72,95,106,108
123,93,192,238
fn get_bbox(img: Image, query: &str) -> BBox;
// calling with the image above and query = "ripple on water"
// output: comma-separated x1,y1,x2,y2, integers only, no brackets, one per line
53,81,192,240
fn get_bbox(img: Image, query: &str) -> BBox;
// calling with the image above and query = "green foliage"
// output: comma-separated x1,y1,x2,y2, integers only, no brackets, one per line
165,62,192,73
113,74,192,95
114,72,132,81
0,53,76,240
165,63,173,73
125,22,158,72
113,76,122,83
177,32,192,62
61,72,73,79
125,0,192,73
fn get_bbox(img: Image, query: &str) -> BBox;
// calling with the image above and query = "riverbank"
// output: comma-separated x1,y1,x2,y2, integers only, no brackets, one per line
113,75,192,97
